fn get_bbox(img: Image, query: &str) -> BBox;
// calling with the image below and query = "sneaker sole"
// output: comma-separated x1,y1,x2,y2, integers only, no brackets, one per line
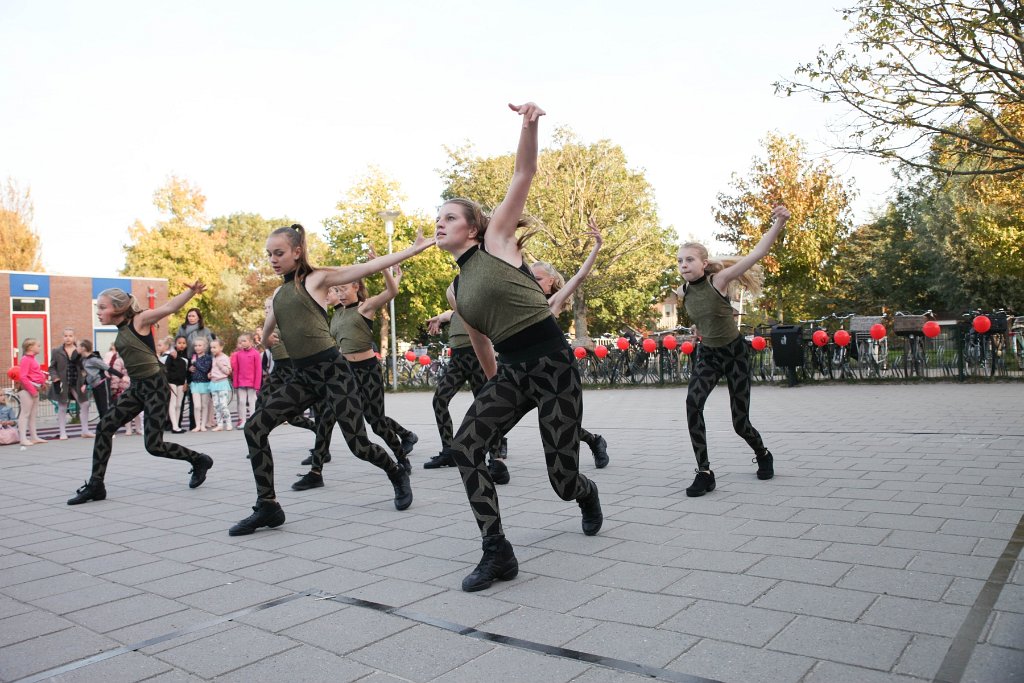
757,472,774,480
462,567,519,592
228,514,286,536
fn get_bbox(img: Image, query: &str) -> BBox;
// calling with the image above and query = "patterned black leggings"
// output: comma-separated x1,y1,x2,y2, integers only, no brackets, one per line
351,358,412,457
686,335,765,470
449,347,595,538
433,349,488,450
90,373,204,482
243,355,398,501
256,362,317,432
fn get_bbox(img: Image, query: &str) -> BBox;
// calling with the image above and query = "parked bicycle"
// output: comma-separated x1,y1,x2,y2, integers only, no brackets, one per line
893,309,933,378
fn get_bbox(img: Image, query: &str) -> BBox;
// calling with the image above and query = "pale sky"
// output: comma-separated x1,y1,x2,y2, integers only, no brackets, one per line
1,0,896,277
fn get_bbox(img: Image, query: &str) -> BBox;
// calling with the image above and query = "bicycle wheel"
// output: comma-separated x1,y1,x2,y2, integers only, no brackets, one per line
5,392,20,420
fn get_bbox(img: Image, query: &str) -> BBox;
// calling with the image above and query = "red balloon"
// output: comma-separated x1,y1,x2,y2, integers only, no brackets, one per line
6,366,19,381
973,315,991,334
573,346,587,359
812,329,829,347
404,350,416,362
616,337,629,351
923,320,941,338
642,338,657,353
663,335,678,350
751,335,767,351
418,354,431,366
594,345,609,359
681,341,695,355
870,323,887,341
834,329,851,347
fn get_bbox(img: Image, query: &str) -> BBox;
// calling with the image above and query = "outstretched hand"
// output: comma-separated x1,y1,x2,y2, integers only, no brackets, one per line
187,279,207,295
585,216,603,248
366,244,378,260
508,102,546,128
771,204,791,226
411,225,436,252
426,315,443,336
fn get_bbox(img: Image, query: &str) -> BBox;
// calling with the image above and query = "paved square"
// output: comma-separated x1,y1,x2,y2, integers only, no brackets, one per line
0,382,1021,682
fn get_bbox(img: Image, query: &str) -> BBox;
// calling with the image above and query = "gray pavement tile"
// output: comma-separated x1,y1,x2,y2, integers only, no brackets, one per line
731,520,814,539
0,594,33,620
278,566,382,594
67,549,160,576
769,615,912,669
746,556,852,586
570,666,667,682
569,588,693,627
593,539,685,565
563,621,700,668
268,537,363,561
962,644,1024,683
479,605,599,646
942,519,1019,540
215,643,373,683
663,529,754,552
488,576,609,613
884,530,979,553
661,601,794,648
0,558,70,588
535,532,623,556
861,595,970,637
860,512,945,532
0,570,109,602
345,577,446,606
192,547,283,572
231,556,332,584
753,581,877,621
0,625,117,681
667,549,763,573
914,502,998,521
101,558,195,586
283,605,413,654
908,550,999,580
153,623,296,679
405,590,518,629
815,542,916,569
135,568,237,598
373,554,473,583
804,661,927,683
0,551,39,570
585,561,690,593
35,650,173,682
350,623,494,681
176,579,293,615
30,580,141,614
668,638,815,683
802,523,893,545
994,584,1024,613
989,610,1024,649
103,607,218,646
66,592,188,633
663,570,777,605
0,610,75,647
942,576,987,606
893,633,952,679
320,546,412,572
735,537,830,559
430,642,589,683
234,594,345,633
124,532,205,554
837,566,954,600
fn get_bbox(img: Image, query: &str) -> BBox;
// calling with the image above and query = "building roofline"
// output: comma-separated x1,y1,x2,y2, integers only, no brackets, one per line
0,270,167,283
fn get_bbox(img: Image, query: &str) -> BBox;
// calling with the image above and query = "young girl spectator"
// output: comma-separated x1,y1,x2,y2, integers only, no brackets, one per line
188,337,212,432
79,339,122,427
106,344,141,435
164,336,189,433
678,204,791,497
50,327,91,440
17,338,47,446
230,333,262,427
208,339,233,431
174,308,216,429
66,281,213,505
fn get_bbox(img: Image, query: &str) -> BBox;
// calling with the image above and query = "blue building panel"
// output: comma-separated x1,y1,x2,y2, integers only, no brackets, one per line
9,273,50,298
92,278,132,299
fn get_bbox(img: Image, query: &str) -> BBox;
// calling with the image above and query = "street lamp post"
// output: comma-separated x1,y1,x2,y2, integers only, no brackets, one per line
378,211,400,390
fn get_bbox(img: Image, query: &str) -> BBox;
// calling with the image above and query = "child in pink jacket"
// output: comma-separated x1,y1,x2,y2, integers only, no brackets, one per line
208,339,233,431
17,338,48,445
230,333,262,428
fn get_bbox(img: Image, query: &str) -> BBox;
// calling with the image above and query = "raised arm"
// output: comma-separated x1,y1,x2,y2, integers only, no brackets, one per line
484,102,544,260
426,309,454,336
360,248,402,315
714,205,791,294
309,227,433,291
548,217,602,315
134,280,207,332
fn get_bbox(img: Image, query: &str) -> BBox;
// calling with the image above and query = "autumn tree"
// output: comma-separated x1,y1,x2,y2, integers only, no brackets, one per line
322,168,454,352
714,133,855,322
778,0,1024,176
0,178,43,271
441,128,676,338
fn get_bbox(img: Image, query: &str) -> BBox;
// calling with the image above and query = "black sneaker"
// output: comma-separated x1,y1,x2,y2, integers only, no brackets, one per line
578,483,603,536
291,471,324,491
301,451,331,467
67,479,106,505
389,468,413,510
229,500,286,536
488,458,510,485
424,450,456,469
686,470,716,497
397,455,413,475
400,432,419,456
462,535,519,592
188,455,214,489
591,435,609,469
754,450,774,480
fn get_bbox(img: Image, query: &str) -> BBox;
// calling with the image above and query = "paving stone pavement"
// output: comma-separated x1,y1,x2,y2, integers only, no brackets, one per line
0,382,1021,683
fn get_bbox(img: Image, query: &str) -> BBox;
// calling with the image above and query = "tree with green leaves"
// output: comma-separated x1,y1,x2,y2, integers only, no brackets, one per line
440,128,676,339
777,0,1024,176
714,133,855,322
322,168,454,352
0,178,43,271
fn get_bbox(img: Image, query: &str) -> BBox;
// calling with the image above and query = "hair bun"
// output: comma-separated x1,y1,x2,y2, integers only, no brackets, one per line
291,224,304,233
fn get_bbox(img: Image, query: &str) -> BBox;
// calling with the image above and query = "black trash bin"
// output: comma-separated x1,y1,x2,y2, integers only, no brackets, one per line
771,325,803,386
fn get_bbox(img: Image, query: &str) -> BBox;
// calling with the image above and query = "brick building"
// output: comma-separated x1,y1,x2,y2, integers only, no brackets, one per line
1,271,168,380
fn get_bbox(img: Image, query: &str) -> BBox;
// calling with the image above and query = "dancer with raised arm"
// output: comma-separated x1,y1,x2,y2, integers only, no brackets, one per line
231,224,433,535
678,204,790,497
435,102,602,592
67,281,215,505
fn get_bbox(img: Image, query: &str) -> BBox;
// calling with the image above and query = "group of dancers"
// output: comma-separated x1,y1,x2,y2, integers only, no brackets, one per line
65,101,791,592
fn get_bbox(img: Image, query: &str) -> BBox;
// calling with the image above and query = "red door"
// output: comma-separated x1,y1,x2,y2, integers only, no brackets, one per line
11,313,50,369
